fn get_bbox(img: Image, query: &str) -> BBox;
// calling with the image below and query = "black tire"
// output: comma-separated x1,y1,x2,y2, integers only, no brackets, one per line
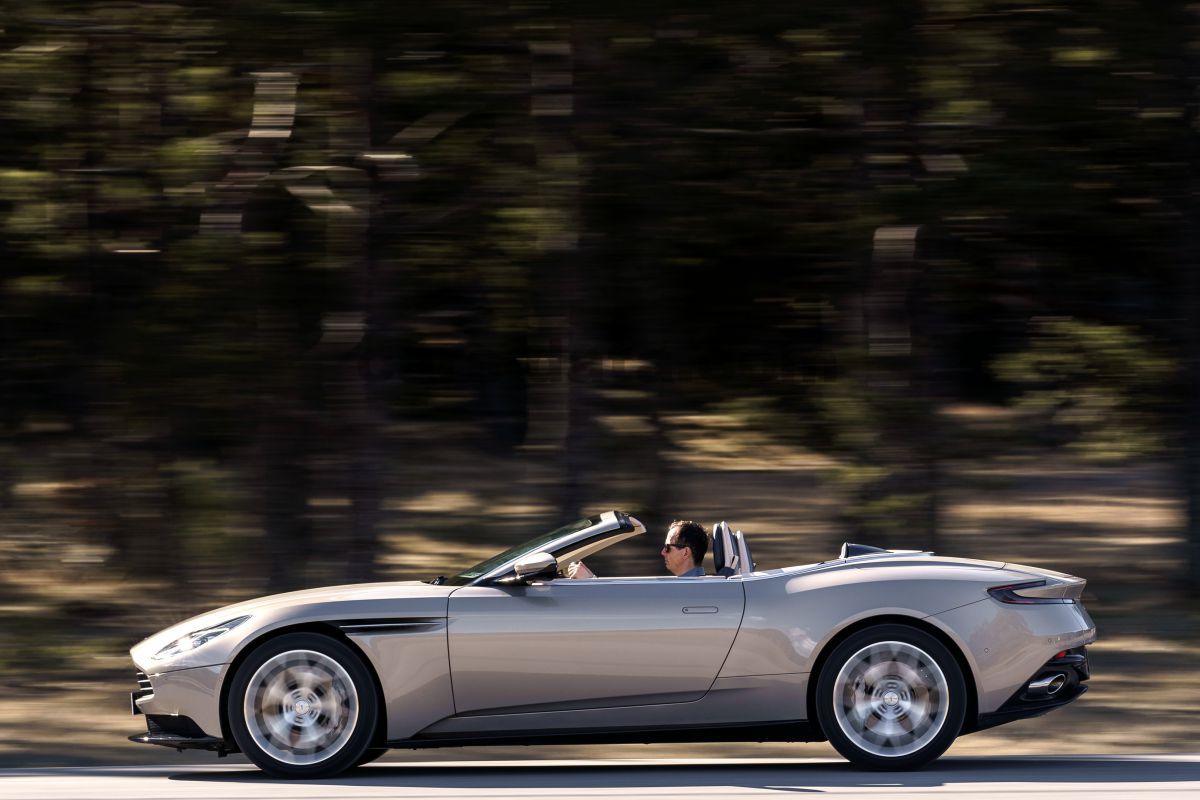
354,747,389,768
814,624,966,771
226,632,380,779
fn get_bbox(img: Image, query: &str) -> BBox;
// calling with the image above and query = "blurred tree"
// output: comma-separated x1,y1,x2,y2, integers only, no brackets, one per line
1,0,1198,593
994,318,1173,460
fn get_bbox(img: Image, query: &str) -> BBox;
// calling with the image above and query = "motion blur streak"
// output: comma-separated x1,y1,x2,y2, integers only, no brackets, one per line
0,0,1196,769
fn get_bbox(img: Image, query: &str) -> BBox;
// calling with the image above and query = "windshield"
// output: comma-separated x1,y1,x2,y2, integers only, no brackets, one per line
444,517,598,585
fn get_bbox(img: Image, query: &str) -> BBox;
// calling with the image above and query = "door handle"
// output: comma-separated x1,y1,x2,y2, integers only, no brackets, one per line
682,606,718,614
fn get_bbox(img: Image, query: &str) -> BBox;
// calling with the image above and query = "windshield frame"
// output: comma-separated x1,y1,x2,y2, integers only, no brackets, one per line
444,511,635,586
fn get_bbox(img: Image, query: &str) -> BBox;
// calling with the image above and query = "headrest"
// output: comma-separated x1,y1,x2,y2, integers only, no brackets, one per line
734,530,754,573
712,521,737,577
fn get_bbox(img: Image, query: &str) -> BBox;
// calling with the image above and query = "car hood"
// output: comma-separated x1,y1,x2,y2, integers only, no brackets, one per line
182,579,457,622
132,581,456,672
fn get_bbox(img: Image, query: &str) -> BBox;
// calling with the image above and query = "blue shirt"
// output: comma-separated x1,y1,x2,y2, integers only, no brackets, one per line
679,565,705,578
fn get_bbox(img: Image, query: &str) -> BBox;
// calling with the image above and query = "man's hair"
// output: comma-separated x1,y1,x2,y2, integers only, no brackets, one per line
669,520,708,567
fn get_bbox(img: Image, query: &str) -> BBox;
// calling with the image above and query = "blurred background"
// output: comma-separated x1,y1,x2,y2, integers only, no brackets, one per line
1,0,1198,767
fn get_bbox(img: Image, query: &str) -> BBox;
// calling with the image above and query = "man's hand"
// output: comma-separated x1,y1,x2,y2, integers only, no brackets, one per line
566,560,595,579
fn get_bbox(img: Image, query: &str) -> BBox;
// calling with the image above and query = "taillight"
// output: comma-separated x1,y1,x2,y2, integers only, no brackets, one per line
987,579,1075,604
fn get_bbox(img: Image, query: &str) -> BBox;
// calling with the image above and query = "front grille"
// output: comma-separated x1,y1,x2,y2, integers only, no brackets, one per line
133,670,154,706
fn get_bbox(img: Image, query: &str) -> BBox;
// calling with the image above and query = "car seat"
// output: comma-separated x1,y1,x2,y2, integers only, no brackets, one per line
711,521,738,576
733,529,755,573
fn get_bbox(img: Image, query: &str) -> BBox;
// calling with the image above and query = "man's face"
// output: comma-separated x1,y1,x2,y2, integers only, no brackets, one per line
662,528,693,576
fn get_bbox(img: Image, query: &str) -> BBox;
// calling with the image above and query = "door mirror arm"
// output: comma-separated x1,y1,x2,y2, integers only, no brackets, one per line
496,552,558,585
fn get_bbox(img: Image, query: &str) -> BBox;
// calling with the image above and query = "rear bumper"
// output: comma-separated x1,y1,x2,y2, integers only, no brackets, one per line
973,684,1088,731
970,646,1091,732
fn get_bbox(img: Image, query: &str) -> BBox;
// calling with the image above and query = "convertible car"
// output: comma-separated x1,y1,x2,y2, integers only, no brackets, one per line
129,511,1095,778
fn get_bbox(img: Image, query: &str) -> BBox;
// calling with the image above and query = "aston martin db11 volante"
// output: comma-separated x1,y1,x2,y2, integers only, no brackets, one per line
129,510,1095,777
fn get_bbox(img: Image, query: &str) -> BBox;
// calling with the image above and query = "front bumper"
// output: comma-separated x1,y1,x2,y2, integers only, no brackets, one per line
129,713,233,753
128,663,228,744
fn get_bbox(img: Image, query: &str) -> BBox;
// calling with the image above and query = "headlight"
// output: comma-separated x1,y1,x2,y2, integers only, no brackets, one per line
151,615,250,661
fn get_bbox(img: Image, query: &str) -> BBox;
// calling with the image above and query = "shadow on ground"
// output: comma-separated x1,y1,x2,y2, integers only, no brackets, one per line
156,756,1200,791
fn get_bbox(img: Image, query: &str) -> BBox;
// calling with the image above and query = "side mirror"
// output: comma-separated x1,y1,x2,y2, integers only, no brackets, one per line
500,552,558,585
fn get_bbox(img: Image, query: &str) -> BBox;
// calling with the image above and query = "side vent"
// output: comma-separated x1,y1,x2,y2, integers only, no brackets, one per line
336,618,444,635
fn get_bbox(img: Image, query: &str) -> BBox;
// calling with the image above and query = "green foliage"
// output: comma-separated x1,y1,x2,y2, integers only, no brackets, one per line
813,379,881,453
994,318,1176,460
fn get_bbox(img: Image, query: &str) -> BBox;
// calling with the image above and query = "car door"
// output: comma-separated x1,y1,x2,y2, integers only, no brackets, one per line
446,577,745,714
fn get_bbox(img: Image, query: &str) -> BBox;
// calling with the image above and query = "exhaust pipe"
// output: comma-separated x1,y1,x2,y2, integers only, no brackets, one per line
1026,673,1068,698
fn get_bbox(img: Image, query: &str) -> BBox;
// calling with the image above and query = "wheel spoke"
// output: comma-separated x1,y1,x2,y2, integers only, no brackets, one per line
264,711,294,744
260,679,289,710
860,661,892,687
890,660,924,686
850,698,875,721
907,697,931,729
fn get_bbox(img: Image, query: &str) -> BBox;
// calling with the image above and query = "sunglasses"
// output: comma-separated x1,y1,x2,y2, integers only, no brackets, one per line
662,542,690,551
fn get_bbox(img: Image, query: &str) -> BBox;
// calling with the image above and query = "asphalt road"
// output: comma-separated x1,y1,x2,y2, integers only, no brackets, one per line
2,755,1197,799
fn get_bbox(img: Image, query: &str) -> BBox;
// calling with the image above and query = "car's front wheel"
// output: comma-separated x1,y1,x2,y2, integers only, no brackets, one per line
227,632,379,779
815,624,966,770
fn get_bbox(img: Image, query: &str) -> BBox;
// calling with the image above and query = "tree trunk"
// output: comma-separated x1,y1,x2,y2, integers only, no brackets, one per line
527,28,592,520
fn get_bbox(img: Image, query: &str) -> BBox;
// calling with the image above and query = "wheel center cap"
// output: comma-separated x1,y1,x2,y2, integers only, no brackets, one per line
294,699,312,715
883,691,900,706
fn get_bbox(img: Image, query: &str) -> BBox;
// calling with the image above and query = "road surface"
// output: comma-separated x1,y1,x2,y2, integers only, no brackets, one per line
2,755,1197,799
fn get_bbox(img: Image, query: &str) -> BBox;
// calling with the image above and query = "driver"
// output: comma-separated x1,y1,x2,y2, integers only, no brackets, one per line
567,520,708,578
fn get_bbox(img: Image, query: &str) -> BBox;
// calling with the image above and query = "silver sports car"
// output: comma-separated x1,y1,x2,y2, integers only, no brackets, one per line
129,510,1095,778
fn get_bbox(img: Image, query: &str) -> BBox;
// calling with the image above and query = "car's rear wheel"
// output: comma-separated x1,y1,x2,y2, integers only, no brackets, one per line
227,632,379,779
354,747,388,768
815,624,966,770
